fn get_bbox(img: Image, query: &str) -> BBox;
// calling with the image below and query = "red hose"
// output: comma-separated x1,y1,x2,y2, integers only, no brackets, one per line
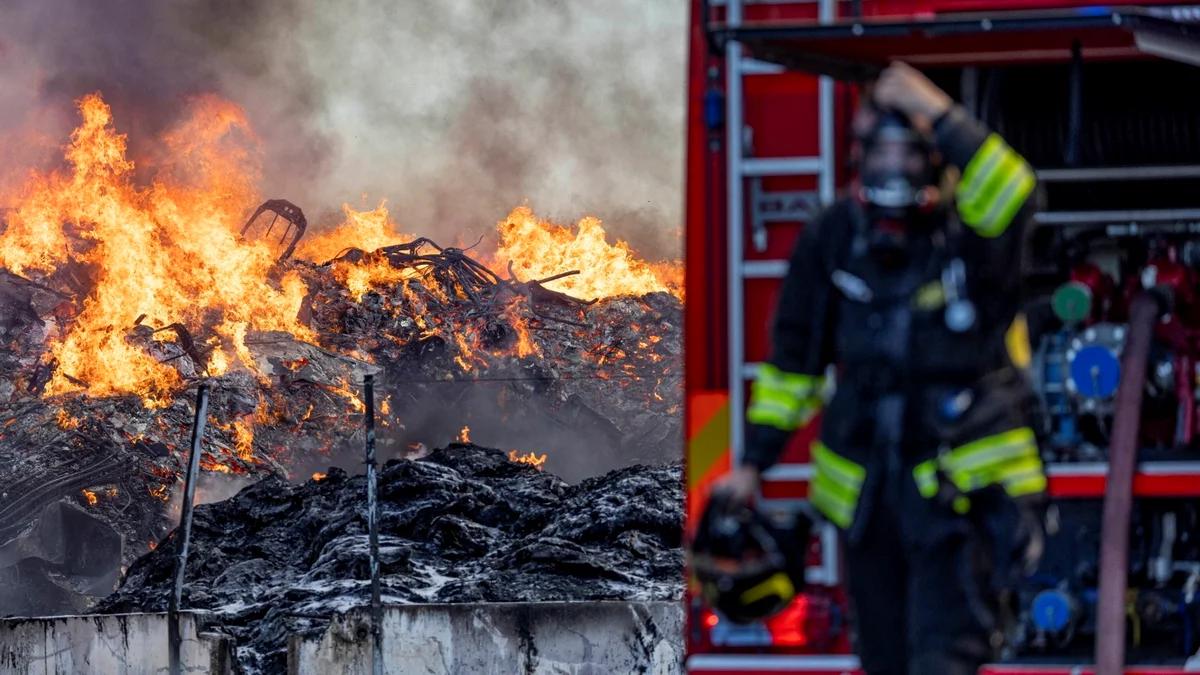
1095,292,1162,674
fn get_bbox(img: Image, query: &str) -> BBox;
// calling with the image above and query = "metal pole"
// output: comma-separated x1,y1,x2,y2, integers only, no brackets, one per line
364,374,383,675
168,382,210,675
726,0,745,465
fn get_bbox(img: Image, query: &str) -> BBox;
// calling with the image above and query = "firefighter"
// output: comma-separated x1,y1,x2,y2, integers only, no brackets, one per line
714,62,1046,674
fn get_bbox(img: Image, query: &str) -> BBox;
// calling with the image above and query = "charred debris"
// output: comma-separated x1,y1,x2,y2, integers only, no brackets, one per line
0,199,682,618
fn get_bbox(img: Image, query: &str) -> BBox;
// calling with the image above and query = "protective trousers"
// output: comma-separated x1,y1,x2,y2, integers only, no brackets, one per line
843,450,998,675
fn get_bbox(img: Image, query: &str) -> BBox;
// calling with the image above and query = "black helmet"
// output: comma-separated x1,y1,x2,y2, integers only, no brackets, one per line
689,492,811,624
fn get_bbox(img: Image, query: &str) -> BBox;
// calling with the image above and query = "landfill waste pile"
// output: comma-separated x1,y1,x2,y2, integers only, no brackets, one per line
98,443,684,672
0,94,683,618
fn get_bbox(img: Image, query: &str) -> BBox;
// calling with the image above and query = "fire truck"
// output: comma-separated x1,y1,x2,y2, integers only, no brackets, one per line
683,1,1200,673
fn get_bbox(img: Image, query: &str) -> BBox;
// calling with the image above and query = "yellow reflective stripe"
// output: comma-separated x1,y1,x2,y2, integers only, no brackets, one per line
1004,471,1048,497
946,438,1037,477
810,483,855,529
913,460,938,498
969,165,1036,236
940,427,1046,494
975,168,1035,237
958,134,1006,203
755,363,824,399
952,495,972,514
811,443,864,529
956,133,1035,237
962,152,1022,217
949,454,1040,492
945,428,1037,470
739,571,796,606
746,389,821,431
812,469,858,505
746,401,797,430
812,442,865,487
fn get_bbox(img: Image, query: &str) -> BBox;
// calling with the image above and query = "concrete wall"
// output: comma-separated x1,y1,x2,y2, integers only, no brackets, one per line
0,612,232,675
289,602,684,675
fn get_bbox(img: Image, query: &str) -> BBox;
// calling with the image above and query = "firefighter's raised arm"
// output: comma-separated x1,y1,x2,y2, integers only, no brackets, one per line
876,61,1037,280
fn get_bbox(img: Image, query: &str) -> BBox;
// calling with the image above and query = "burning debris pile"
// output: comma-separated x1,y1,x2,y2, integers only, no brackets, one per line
98,443,683,672
0,94,682,616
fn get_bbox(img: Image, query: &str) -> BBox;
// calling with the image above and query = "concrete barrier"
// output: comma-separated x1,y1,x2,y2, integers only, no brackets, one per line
289,602,684,675
0,612,232,675
0,602,683,674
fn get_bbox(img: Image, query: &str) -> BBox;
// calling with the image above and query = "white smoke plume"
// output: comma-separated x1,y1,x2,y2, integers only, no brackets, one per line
0,0,687,257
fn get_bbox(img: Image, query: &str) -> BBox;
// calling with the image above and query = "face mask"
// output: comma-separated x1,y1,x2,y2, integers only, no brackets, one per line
857,111,938,261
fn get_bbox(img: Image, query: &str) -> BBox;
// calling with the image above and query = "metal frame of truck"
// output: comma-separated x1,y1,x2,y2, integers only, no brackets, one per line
684,1,1200,672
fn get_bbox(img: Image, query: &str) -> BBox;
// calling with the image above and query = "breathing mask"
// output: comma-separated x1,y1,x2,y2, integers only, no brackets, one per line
857,110,940,259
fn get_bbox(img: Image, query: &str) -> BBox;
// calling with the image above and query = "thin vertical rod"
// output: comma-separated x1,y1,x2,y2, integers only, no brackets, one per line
726,0,745,465
818,0,836,207
364,374,383,675
168,382,210,675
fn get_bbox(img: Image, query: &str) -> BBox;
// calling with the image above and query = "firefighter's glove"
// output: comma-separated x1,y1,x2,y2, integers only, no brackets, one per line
970,487,1047,593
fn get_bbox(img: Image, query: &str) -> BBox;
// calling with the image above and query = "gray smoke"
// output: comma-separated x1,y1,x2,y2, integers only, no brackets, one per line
0,0,686,257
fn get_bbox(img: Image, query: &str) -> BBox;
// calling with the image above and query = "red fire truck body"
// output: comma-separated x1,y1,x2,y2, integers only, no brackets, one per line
683,1,1200,672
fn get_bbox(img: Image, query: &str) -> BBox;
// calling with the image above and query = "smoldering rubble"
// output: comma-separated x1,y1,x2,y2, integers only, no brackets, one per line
98,443,683,672
0,220,683,623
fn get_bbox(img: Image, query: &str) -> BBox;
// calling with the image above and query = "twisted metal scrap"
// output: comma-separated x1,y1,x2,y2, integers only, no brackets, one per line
327,237,596,325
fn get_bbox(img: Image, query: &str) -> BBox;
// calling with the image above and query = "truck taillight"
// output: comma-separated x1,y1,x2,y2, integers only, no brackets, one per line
764,594,811,647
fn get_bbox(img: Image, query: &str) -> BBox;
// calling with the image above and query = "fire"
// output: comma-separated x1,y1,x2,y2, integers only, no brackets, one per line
503,299,540,358
325,379,365,413
55,408,81,430
494,206,682,300
81,489,98,506
200,455,235,474
295,201,413,264
508,450,548,470
231,420,255,461
312,471,327,482
458,425,471,443
332,255,421,302
0,93,311,406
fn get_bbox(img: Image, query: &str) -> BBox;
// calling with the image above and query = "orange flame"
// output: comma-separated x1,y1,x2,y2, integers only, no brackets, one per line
296,201,413,264
493,206,681,300
508,450,548,470
325,378,366,413
81,489,98,506
458,425,471,443
312,471,327,482
0,93,311,406
56,408,81,430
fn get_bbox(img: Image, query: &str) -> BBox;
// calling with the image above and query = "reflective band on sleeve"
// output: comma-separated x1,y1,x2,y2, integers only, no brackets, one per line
912,460,938,498
756,363,824,399
938,427,1046,497
956,133,1035,237
746,365,824,431
1003,470,1048,498
958,135,1006,204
